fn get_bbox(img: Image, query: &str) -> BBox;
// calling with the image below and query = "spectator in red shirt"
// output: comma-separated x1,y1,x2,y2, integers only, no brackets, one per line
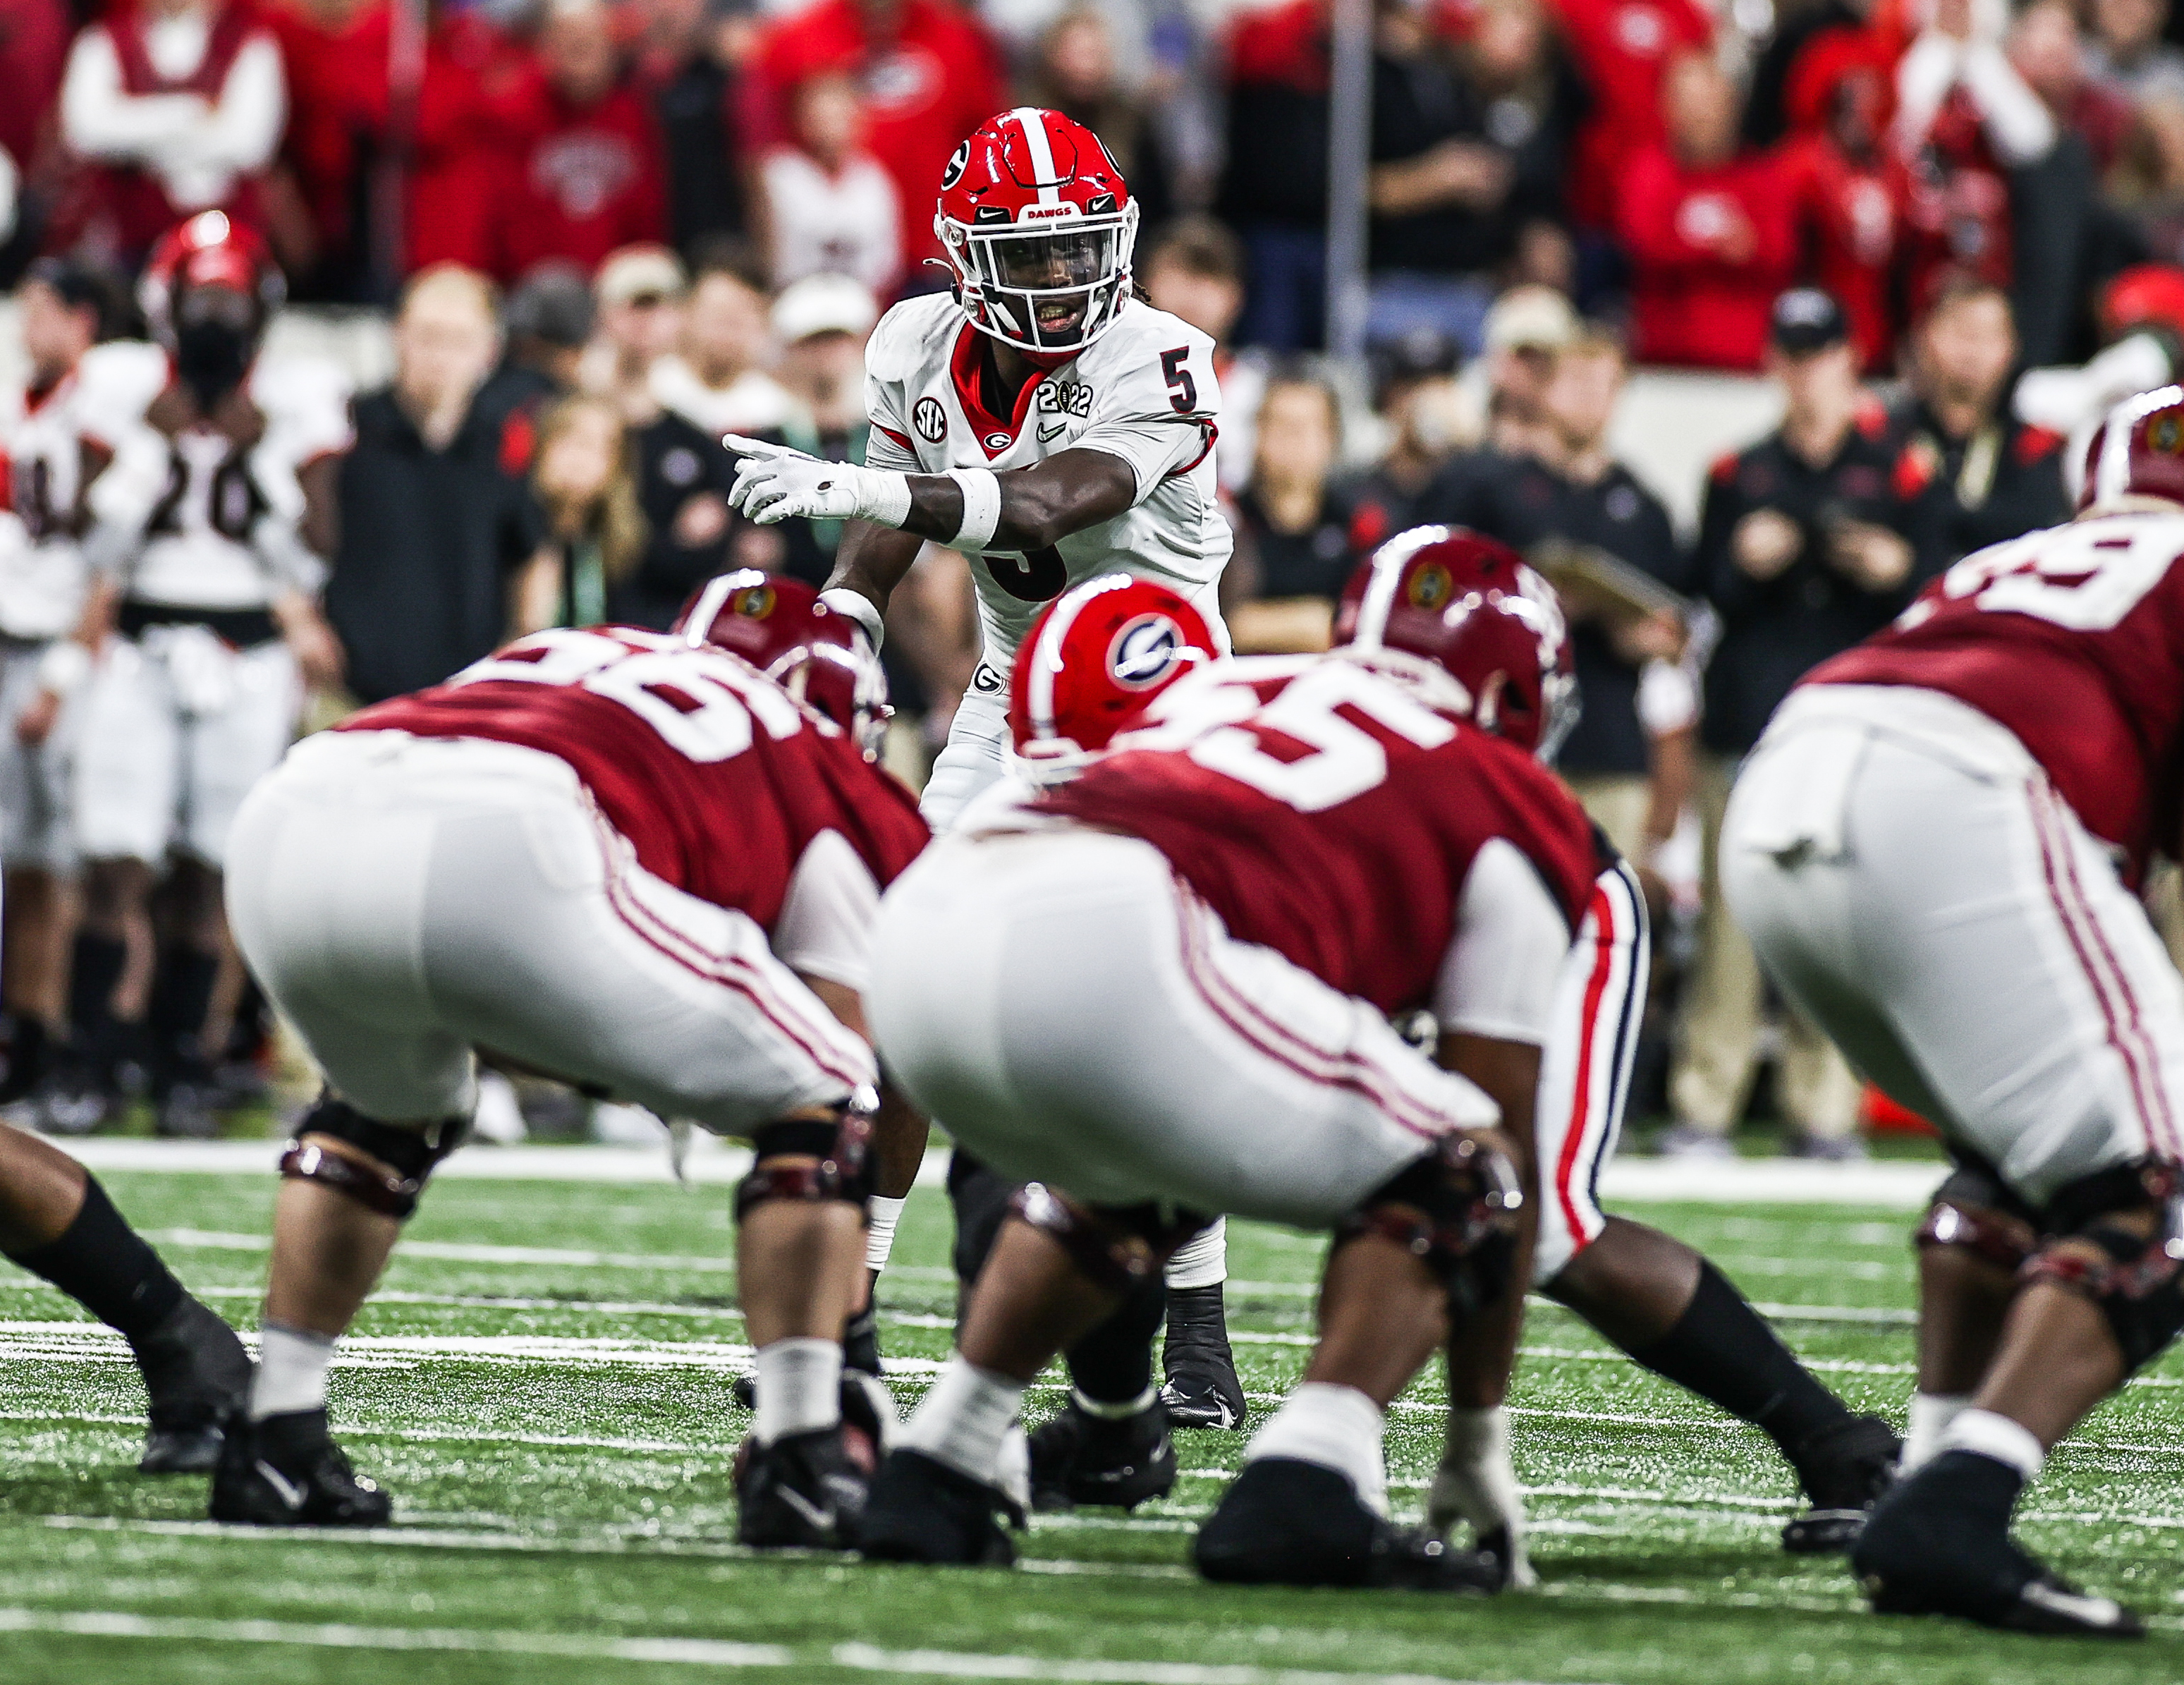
747,0,1002,274
0,0,69,195
1618,50,1798,370
1548,0,1712,233
492,0,670,283
1781,28,1901,370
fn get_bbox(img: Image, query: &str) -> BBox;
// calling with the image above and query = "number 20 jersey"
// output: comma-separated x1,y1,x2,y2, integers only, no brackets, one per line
1037,654,1606,1016
1808,510,2184,881
861,291,1231,664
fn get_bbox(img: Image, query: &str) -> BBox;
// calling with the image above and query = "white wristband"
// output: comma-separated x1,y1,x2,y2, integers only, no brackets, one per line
854,465,913,529
817,588,885,652
36,640,92,699
945,468,1002,552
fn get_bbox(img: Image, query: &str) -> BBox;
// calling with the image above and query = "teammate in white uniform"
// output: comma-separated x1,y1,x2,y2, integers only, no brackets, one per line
726,104,1246,1418
64,211,347,1138
0,262,159,1109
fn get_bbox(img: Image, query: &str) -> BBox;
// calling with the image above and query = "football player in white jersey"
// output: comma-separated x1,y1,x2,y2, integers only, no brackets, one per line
61,212,348,1139
725,104,1246,1426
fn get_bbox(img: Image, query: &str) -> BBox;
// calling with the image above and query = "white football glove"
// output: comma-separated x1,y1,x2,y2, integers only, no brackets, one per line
722,434,912,528
1427,1404,1537,1590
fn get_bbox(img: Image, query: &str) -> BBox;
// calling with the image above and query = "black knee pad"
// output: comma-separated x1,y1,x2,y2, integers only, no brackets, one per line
2023,1162,2184,1373
1918,1162,2042,1272
283,1090,469,1219
735,1100,876,1224
1010,1183,1209,1296
1338,1132,1523,1320
948,1149,1020,1292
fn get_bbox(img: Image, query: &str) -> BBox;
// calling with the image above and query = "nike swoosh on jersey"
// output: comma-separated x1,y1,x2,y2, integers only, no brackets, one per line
1037,422,1067,443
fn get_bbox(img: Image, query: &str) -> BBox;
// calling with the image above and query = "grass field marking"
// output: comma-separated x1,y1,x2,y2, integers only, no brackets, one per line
826,1641,1600,1685
150,1228,746,1275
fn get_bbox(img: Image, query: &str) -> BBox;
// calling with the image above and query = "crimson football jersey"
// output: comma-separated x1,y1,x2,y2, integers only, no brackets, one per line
1039,654,1606,1014
1808,510,2184,880
346,627,929,927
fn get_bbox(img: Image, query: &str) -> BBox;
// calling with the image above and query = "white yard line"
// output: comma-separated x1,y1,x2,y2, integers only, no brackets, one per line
71,1138,1944,1205
0,1601,1599,1685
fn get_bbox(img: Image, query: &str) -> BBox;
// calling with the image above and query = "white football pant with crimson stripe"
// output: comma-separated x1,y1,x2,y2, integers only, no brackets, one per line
228,731,874,1131
1724,684,2184,1207
869,827,1501,1225
1532,860,1649,1285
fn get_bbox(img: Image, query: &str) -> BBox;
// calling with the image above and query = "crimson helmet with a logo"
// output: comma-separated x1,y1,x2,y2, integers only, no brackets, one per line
1009,572,1217,779
1333,526,1580,760
138,210,284,365
674,571,893,759
935,107,1137,358
2077,384,2184,513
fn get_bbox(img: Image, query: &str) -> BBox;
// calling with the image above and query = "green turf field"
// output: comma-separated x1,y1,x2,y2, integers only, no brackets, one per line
3,1162,2181,1684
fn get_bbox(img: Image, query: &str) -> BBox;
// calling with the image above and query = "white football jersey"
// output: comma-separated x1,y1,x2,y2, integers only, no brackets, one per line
0,341,166,640
862,291,1231,666
89,351,353,611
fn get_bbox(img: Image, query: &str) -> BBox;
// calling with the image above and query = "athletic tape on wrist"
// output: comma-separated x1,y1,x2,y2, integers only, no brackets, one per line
818,588,886,652
859,466,913,529
945,468,1002,552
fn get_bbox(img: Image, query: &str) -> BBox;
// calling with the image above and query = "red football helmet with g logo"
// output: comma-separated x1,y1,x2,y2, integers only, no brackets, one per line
1010,573,1217,778
2078,384,2184,513
138,209,284,356
1334,526,1579,761
936,107,1138,357
674,571,893,759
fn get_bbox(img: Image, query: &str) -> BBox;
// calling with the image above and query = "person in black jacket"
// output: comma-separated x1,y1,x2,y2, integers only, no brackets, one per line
326,267,547,707
1885,279,2072,568
1667,288,1932,1162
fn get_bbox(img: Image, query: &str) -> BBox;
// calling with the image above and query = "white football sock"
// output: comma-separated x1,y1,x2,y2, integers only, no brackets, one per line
865,1196,906,1274
1903,1392,1970,1472
1939,1407,2046,1482
1430,1405,1535,1587
1164,1219,1228,1291
250,1321,336,1421
1243,1381,1388,1516
896,1354,1025,1485
752,1337,842,1445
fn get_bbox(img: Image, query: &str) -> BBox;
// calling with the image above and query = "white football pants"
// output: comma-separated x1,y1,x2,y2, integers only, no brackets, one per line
1724,686,2184,1207
228,730,874,1131
870,827,1499,1226
0,640,76,870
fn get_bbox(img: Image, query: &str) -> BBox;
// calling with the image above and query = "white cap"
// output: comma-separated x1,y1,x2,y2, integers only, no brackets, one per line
771,274,879,345
1482,285,1579,355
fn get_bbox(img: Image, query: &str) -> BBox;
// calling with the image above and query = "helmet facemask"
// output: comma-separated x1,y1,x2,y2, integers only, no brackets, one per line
940,202,1139,355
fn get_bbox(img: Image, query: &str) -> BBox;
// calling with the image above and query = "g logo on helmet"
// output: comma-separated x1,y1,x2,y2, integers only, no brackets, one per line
2154,414,2184,456
733,583,776,619
941,140,970,190
1408,560,1456,611
1109,614,1188,690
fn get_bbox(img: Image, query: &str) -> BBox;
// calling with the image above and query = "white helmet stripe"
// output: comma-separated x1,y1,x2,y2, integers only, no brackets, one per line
680,568,771,645
1011,107,1063,208
1353,525,1452,647
2095,385,2184,508
1027,572,1134,736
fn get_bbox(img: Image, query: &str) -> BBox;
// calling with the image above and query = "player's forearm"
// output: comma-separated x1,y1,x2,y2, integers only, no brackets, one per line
824,521,925,640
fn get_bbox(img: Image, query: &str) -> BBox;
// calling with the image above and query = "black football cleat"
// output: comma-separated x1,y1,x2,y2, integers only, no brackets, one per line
209,1409,391,1527
843,1300,884,1379
1195,1459,1503,1592
736,1425,875,1550
133,1294,250,1473
1781,1413,1901,1554
1852,1450,2142,1638
1027,1396,1178,1512
860,1449,1022,1566
35,1048,118,1138
1160,1284,1246,1430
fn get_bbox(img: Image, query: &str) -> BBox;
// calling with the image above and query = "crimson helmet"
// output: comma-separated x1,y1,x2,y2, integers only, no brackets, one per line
2078,385,2184,513
1334,526,1579,761
138,210,283,358
674,571,893,759
1009,573,1217,779
935,107,1138,358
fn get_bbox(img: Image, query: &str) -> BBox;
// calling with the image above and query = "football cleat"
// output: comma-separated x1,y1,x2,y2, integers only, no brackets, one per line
736,1425,876,1550
35,1050,118,1138
1027,1395,1177,1512
843,1303,883,1378
859,1449,1023,1566
1852,1449,2143,1637
209,1409,391,1527
1781,1413,1900,1554
153,1071,224,1141
133,1294,250,1473
1160,1284,1246,1430
1195,1459,1504,1592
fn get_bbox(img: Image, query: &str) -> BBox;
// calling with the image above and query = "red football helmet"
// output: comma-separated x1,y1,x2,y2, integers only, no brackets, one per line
674,571,893,759
1010,572,1217,779
935,107,1138,357
2078,384,2184,513
1334,526,1579,760
138,209,284,358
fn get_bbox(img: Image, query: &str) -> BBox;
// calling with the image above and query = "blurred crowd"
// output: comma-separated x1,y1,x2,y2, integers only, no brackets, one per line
6,0,2184,1149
